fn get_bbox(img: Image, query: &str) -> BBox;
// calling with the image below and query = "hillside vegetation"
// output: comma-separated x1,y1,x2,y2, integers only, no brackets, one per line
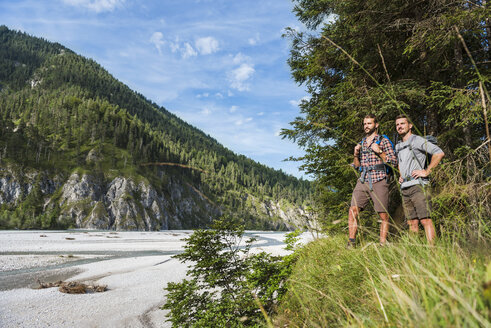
0,26,312,230
274,0,491,326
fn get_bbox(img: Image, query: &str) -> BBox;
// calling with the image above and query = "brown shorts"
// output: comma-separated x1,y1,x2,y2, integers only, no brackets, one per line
350,179,389,213
401,185,431,220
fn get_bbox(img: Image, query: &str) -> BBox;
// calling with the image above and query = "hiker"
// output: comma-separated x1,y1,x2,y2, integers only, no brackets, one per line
395,114,445,244
348,114,397,247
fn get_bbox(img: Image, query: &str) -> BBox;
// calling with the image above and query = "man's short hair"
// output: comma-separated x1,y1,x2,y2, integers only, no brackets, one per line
364,114,378,123
395,114,409,121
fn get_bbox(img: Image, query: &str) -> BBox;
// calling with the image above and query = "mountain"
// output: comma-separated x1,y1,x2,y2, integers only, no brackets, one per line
0,26,314,231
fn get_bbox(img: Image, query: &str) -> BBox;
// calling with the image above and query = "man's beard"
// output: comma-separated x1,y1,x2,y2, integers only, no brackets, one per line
397,128,408,137
365,127,377,135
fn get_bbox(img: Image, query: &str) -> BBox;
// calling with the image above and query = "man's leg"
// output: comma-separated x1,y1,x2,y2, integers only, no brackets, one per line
408,219,419,234
378,212,390,245
348,206,360,240
413,185,435,244
402,187,420,238
371,180,390,245
420,218,436,244
349,180,369,246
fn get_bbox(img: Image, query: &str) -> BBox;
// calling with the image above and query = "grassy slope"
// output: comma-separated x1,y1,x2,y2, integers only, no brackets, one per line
275,233,490,327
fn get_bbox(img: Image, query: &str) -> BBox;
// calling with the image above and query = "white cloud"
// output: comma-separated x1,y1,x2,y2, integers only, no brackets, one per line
323,13,339,26
229,63,255,91
232,53,250,65
195,37,219,55
289,100,299,107
169,37,180,53
248,33,260,46
62,0,124,13
182,43,197,59
230,105,238,113
257,112,264,116
289,96,310,107
215,92,223,99
150,32,165,55
167,37,215,58
196,92,209,98
201,108,212,115
235,117,253,126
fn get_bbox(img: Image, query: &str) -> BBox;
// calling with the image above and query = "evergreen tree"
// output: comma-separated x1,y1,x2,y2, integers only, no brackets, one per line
282,0,489,220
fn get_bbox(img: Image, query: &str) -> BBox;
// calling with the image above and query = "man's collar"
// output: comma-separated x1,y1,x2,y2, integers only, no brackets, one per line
402,131,413,142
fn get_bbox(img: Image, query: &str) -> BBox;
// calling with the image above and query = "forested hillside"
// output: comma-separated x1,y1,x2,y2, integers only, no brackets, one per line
0,26,313,230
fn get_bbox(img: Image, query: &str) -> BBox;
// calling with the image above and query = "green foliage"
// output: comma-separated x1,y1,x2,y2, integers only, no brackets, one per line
277,5,491,325
283,0,490,226
0,25,313,230
162,216,299,327
276,234,490,327
428,147,491,240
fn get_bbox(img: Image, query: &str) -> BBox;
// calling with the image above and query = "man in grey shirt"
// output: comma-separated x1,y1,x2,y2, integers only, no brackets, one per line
395,114,445,244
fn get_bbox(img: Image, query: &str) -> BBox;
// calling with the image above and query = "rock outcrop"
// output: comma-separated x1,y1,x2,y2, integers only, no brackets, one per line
0,166,314,231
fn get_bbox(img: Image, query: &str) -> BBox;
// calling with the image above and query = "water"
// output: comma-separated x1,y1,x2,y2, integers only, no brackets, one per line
0,230,290,290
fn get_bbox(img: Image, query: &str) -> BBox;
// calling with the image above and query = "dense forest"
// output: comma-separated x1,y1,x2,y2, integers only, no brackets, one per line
0,25,312,230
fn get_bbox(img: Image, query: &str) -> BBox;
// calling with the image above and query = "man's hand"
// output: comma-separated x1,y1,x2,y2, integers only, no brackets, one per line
354,144,361,156
399,176,404,183
371,143,382,155
411,169,430,179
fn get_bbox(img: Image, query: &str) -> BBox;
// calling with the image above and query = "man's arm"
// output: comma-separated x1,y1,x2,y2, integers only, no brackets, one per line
398,165,404,183
353,144,361,168
411,151,444,178
371,139,397,166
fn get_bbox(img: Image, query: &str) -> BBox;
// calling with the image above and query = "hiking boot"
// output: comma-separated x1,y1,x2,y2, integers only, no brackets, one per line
346,240,356,249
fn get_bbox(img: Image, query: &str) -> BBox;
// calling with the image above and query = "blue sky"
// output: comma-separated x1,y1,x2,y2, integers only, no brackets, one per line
0,0,311,178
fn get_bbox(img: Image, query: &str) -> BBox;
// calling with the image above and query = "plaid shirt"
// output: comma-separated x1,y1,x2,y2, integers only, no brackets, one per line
357,134,397,183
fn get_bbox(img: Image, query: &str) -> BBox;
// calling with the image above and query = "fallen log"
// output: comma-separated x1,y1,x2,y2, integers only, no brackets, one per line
36,280,107,294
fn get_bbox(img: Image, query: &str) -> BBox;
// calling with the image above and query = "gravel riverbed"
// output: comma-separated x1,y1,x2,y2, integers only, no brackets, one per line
0,230,306,328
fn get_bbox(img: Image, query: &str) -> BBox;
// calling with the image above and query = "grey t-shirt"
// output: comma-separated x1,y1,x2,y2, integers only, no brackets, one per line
396,134,443,189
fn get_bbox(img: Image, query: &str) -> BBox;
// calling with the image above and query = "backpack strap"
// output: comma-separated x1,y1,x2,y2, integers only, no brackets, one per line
407,135,427,186
408,135,425,170
376,135,395,183
359,164,385,190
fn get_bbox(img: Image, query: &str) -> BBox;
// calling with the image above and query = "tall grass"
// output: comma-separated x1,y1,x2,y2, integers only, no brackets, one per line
430,144,490,241
275,234,490,327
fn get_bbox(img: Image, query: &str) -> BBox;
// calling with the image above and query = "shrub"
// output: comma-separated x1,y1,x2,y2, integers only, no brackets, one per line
162,216,300,327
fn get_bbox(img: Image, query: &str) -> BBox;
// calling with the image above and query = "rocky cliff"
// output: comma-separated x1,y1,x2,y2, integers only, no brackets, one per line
0,166,313,231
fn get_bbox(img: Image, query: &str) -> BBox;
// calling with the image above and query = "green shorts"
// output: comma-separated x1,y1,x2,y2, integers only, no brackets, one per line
401,184,431,220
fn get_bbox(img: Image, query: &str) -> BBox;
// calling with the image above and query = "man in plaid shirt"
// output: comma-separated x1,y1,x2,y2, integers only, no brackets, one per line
348,114,397,247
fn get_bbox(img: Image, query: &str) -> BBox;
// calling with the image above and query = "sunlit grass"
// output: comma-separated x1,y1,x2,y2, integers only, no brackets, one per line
275,234,490,327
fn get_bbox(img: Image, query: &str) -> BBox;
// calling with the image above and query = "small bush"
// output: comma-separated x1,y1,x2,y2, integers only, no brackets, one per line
162,216,299,327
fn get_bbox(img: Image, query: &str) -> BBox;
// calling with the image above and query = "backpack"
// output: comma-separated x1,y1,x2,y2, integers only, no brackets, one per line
359,134,395,181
